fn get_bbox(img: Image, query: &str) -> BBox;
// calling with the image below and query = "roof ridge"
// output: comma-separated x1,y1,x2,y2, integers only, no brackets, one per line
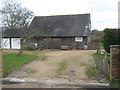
35,13,90,18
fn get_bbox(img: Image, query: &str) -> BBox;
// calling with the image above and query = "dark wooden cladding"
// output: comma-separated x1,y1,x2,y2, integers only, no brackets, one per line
43,38,61,49
24,37,98,50
43,38,74,49
41,37,87,50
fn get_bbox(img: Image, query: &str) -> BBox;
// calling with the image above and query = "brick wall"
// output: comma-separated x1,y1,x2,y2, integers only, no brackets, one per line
110,45,120,81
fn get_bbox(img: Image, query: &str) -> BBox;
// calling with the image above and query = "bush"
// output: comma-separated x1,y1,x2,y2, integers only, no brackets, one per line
103,29,120,53
24,47,35,51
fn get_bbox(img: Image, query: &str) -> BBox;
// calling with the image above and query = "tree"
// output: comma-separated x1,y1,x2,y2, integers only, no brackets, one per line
103,28,120,53
1,0,34,55
90,29,104,42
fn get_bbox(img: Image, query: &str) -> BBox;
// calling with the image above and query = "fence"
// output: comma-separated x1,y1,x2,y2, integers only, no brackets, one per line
95,45,120,82
95,50,110,79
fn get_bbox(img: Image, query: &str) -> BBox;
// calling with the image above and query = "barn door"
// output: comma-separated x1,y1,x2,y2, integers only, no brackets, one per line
44,38,61,49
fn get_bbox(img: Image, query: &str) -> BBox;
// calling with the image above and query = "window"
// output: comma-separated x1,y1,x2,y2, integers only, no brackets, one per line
2,38,10,49
75,37,83,42
11,38,21,49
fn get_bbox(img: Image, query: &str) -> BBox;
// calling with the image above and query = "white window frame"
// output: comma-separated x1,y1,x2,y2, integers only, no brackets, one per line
75,37,83,42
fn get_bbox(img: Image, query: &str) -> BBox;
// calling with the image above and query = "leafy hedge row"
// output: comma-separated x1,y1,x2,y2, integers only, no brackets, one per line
103,29,120,53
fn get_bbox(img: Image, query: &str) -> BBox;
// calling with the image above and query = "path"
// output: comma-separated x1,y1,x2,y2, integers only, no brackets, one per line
2,50,109,88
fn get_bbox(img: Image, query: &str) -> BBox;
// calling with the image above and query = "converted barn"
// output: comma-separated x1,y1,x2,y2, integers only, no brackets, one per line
2,14,95,50
29,13,91,50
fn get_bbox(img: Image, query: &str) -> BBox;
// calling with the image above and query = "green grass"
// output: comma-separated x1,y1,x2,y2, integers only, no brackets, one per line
85,65,95,78
57,60,67,74
3,53,37,77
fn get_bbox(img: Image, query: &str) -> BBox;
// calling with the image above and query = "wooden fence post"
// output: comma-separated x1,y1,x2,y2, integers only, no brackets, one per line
110,45,120,81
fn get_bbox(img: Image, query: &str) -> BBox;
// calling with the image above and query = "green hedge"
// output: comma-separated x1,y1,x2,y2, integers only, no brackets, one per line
103,29,120,53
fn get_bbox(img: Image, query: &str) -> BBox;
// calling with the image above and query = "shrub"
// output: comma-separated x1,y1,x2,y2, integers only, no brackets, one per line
24,47,35,51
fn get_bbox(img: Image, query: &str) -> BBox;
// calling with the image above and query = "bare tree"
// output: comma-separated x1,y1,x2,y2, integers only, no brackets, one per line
1,0,34,55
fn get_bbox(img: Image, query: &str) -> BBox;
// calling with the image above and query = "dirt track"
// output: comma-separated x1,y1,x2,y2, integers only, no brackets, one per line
2,50,108,88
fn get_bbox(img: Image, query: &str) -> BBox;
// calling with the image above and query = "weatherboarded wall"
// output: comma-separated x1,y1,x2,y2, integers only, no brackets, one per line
24,37,89,50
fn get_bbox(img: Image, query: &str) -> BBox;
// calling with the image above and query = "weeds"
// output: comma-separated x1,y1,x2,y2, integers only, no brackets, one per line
56,60,67,74
85,65,95,78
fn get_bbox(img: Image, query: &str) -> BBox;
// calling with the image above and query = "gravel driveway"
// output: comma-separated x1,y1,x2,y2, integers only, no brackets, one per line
2,50,108,88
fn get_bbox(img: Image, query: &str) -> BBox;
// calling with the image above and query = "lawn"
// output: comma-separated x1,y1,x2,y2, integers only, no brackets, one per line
3,53,37,77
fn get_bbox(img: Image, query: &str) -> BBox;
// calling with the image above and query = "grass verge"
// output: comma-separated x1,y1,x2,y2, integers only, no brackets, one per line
3,53,37,77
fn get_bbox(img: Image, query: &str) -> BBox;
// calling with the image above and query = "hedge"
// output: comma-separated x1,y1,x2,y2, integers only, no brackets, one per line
103,28,120,53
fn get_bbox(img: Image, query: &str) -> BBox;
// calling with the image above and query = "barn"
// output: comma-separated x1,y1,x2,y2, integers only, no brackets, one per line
29,13,91,50
2,14,95,50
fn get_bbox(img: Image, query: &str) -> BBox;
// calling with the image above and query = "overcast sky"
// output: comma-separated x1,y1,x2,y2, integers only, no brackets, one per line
1,0,119,30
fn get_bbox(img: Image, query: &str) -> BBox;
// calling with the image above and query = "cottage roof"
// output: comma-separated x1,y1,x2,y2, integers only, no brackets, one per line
30,14,91,37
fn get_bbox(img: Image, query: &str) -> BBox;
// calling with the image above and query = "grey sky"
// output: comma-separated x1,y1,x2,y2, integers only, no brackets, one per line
0,0,119,30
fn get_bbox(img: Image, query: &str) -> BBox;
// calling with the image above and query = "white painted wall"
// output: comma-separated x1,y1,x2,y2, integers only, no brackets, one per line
2,38,10,49
11,38,21,49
